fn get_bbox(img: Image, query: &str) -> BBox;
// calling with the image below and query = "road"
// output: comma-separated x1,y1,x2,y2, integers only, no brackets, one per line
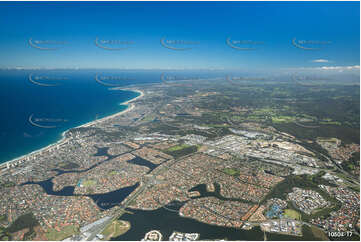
88,157,176,241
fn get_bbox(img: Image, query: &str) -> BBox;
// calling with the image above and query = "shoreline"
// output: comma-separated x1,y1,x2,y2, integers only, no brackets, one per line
80,89,144,128
0,89,144,169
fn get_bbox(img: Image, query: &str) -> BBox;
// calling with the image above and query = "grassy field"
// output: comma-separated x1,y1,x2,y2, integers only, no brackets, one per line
101,220,130,240
223,168,240,176
45,225,78,241
82,179,96,187
319,121,342,125
164,144,198,158
142,114,156,122
310,226,329,241
7,213,39,233
316,137,340,143
108,170,118,176
284,209,301,220
271,115,296,124
167,144,192,152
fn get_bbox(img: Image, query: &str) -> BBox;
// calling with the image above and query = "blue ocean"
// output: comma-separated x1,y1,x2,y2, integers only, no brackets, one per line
0,69,224,164
0,70,156,164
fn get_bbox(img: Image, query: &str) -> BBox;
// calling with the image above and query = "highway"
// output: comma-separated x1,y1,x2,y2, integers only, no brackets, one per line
87,158,175,241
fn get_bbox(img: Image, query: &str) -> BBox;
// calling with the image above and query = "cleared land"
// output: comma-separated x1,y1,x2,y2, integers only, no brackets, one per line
284,209,301,220
45,225,78,241
101,220,130,240
310,226,329,241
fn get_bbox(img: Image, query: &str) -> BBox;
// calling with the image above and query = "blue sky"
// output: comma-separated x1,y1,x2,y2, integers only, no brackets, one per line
0,1,359,71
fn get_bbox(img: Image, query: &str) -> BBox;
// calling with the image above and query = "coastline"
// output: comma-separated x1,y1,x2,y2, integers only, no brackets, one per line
0,89,144,169
80,89,144,128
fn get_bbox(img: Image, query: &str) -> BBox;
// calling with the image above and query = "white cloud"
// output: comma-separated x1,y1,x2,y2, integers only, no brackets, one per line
287,65,360,72
317,65,360,71
312,59,329,63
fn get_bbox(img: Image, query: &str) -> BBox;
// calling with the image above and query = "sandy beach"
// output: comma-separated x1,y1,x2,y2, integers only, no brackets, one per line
81,89,143,128
0,89,144,168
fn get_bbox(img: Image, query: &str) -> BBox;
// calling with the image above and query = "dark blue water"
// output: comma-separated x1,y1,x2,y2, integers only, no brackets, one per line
0,70,154,163
20,142,140,211
115,206,324,241
22,177,139,210
0,69,227,164
127,156,159,173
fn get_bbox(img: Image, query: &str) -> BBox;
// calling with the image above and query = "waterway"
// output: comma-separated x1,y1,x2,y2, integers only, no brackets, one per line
127,156,158,173
20,145,141,210
114,207,327,241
